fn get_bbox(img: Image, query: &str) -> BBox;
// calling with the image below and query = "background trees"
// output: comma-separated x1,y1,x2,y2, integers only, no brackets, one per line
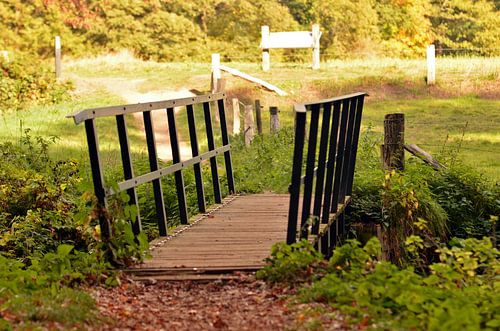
0,0,498,60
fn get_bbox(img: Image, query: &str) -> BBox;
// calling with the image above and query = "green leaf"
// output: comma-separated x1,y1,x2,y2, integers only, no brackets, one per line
57,244,74,257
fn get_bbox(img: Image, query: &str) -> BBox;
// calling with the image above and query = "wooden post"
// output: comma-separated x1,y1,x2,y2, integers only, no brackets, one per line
211,53,221,93
244,105,255,146
255,100,263,135
270,106,280,133
55,36,61,79
427,45,435,85
312,24,320,70
232,98,240,135
382,113,405,170
261,26,270,72
0,51,8,62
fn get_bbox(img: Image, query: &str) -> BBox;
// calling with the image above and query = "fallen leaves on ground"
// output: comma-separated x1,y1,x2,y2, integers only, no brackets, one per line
89,274,347,331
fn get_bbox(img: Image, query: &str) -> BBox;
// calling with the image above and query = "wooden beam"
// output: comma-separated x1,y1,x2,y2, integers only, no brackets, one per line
404,144,444,170
219,64,287,96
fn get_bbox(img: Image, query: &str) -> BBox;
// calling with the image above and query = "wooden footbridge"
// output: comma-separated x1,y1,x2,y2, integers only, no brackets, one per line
69,91,367,279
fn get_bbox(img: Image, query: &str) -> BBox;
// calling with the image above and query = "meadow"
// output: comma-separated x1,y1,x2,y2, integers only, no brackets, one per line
1,53,499,181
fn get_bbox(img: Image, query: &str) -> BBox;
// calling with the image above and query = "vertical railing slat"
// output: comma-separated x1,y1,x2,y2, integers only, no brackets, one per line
143,111,168,236
346,96,365,196
217,98,235,194
116,114,141,235
167,107,189,225
331,99,350,213
321,101,341,222
186,104,206,213
203,101,222,203
300,106,320,239
287,111,307,244
339,98,358,204
312,103,332,235
84,119,111,238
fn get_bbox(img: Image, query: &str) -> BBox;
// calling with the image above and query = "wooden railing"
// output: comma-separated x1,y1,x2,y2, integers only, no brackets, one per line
68,93,235,238
287,92,367,255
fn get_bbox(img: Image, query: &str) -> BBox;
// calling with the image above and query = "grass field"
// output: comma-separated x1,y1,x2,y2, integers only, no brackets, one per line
1,53,499,181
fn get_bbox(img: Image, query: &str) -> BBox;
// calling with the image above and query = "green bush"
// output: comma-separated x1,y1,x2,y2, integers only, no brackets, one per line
349,129,499,266
0,131,86,260
427,164,500,239
0,55,73,112
303,237,500,330
0,129,150,327
260,237,499,330
256,240,324,284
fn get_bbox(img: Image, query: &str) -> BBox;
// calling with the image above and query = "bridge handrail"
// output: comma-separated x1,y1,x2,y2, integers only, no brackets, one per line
287,92,367,255
69,92,234,238
67,93,225,125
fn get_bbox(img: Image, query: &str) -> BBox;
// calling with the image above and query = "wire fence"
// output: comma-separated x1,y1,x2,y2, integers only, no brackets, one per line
218,48,500,62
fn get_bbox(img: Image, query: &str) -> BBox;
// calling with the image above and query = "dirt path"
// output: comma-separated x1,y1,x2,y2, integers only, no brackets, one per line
72,75,194,161
89,275,346,331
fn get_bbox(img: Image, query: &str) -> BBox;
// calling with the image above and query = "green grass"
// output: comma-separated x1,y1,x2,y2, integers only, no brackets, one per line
363,97,500,180
1,55,498,183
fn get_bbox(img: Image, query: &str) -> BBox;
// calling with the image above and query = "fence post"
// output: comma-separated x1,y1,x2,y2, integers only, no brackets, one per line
211,53,221,93
270,106,280,133
312,24,320,70
382,113,405,170
255,99,263,135
0,51,8,62
244,105,255,146
427,45,436,85
232,98,240,135
261,26,270,72
55,36,61,79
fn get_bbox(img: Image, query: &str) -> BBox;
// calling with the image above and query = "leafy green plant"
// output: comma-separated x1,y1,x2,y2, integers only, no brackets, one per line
291,237,500,330
256,240,324,284
427,164,500,240
381,168,448,265
0,130,87,260
0,251,101,329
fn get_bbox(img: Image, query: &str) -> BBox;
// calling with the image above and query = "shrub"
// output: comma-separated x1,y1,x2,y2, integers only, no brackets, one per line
0,54,73,112
0,130,86,260
302,237,500,330
427,164,500,240
256,240,325,284
0,252,101,329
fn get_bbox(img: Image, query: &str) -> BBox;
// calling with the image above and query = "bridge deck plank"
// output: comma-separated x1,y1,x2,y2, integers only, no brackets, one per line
129,194,292,275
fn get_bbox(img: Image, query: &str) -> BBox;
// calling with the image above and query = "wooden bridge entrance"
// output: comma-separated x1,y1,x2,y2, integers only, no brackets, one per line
129,194,289,279
69,92,366,279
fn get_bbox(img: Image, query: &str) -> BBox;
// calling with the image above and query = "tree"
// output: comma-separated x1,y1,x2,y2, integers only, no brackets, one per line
375,0,433,57
430,0,500,55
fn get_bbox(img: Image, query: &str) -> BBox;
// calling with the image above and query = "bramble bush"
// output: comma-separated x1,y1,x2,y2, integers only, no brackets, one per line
0,54,73,112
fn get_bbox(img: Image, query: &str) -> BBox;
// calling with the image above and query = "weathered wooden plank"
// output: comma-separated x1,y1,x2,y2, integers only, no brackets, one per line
129,194,290,274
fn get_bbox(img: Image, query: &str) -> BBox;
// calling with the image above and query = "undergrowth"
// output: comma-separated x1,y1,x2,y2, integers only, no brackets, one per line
0,130,149,328
0,55,73,112
258,237,500,330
